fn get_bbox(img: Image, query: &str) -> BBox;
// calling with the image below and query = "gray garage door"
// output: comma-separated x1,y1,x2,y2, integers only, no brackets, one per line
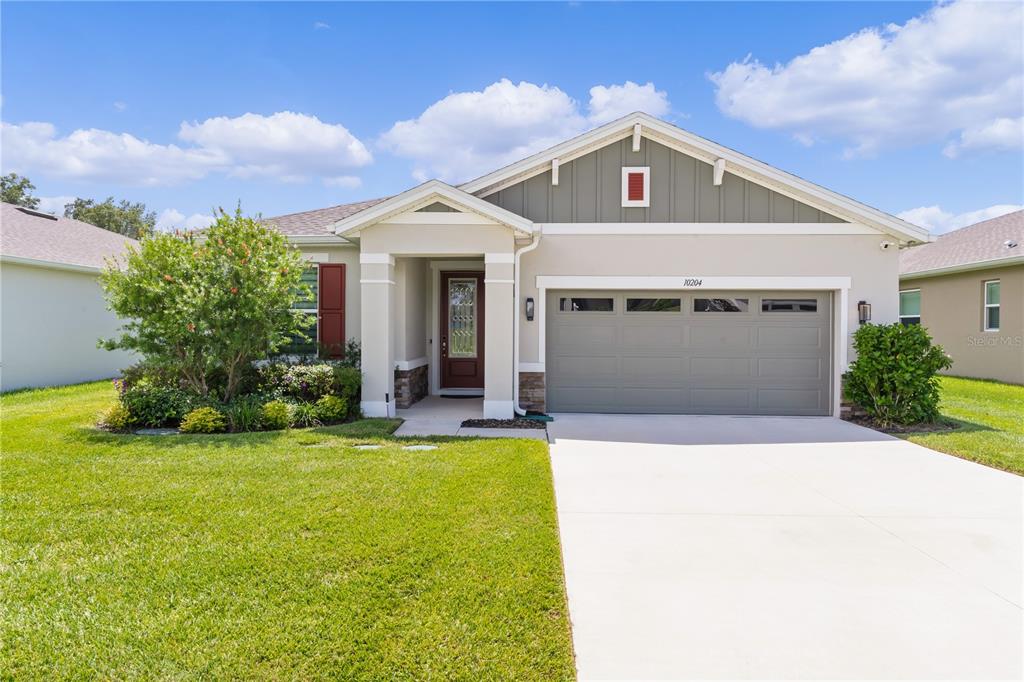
546,290,833,415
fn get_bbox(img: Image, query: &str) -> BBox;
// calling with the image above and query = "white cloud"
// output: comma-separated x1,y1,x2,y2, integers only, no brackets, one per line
323,175,362,188
154,208,216,233
709,1,1023,158
113,101,127,112
943,116,1024,158
898,204,1023,235
178,111,372,182
587,81,669,125
380,79,672,182
313,21,330,30
1,121,222,185
1,112,372,186
35,195,75,216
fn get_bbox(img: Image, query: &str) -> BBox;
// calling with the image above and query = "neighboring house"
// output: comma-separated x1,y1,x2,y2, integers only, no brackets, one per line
262,112,931,419
1,202,137,391
899,210,1023,385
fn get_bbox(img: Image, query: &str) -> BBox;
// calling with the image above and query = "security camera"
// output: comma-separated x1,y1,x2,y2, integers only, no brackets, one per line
879,241,896,251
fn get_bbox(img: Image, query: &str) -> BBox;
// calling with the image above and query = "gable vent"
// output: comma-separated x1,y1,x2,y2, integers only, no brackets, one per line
621,166,650,208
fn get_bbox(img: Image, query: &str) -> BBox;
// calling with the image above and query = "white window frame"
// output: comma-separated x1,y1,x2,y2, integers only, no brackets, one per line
899,288,921,325
621,166,650,208
983,280,1000,332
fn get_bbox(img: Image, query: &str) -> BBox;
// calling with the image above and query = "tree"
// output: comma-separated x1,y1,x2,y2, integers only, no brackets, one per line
100,207,311,401
65,197,156,239
1,173,40,209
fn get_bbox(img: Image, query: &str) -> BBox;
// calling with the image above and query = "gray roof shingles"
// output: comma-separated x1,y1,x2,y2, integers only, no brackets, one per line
1,202,138,270
900,210,1024,276
260,198,388,237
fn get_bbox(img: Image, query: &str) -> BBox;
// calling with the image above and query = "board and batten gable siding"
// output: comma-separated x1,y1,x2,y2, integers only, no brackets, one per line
483,137,846,224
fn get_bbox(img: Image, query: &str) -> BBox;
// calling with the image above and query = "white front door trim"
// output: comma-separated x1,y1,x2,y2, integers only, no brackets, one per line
534,274,852,417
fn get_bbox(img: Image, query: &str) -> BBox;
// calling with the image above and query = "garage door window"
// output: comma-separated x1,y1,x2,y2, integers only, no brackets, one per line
761,298,818,313
560,297,614,312
694,297,749,313
626,297,681,312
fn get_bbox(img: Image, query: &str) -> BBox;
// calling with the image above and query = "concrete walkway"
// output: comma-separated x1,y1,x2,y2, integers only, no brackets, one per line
548,414,1022,680
394,396,547,440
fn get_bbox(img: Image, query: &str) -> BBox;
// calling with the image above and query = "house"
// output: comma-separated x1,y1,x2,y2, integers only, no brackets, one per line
1,202,137,391
899,210,1023,385
262,112,931,419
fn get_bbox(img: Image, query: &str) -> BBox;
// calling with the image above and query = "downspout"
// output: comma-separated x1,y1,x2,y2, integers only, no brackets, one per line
513,231,542,416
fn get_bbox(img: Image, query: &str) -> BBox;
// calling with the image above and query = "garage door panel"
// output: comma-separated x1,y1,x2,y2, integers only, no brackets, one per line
690,357,754,378
757,326,822,349
546,289,832,416
756,388,824,413
621,325,685,347
621,356,686,378
757,357,823,379
690,387,754,411
689,325,754,349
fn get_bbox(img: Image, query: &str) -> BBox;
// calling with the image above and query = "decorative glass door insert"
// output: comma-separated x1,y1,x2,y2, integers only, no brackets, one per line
448,278,478,357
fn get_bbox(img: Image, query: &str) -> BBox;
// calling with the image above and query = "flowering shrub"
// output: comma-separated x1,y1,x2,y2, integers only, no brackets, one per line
281,364,335,402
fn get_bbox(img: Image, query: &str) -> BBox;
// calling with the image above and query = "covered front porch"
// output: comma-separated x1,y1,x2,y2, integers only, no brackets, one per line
330,181,535,420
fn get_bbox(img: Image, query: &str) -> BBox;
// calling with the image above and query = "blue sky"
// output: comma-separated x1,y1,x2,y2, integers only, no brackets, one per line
2,1,1021,233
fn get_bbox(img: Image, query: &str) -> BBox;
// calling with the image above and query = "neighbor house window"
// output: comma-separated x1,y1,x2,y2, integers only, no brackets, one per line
626,298,680,312
694,298,749,313
282,265,319,354
984,280,1000,331
560,297,614,312
621,167,650,208
899,289,921,326
761,298,818,313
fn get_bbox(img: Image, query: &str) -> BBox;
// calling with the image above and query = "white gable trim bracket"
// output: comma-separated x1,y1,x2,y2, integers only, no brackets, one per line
331,180,534,237
459,112,931,245
713,158,726,186
632,122,642,152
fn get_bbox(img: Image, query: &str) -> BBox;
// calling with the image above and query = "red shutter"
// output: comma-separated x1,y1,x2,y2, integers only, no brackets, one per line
627,172,645,201
318,264,346,358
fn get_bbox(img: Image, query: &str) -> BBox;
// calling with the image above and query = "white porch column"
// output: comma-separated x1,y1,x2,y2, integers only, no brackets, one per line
360,253,395,417
483,253,515,419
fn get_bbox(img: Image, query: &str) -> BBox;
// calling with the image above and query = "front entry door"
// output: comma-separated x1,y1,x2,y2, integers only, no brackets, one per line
440,272,485,389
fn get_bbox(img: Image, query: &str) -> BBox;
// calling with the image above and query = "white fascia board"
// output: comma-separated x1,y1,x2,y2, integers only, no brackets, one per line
538,223,879,236
287,235,355,246
899,255,1024,281
535,275,852,291
0,254,104,274
459,111,931,245
331,180,534,237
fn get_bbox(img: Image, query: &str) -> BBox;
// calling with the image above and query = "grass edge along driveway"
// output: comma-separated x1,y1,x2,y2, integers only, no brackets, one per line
1,381,576,680
902,375,1024,476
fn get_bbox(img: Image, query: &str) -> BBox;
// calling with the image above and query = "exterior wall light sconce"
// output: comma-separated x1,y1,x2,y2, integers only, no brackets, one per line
525,297,535,321
858,300,872,325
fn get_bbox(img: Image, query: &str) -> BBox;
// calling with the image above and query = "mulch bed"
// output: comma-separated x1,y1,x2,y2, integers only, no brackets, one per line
843,415,961,435
461,418,547,430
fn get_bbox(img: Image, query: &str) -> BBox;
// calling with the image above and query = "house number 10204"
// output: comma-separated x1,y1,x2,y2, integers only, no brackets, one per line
683,278,703,287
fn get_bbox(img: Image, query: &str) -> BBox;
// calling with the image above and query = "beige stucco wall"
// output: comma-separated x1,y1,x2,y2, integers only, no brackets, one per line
1,261,136,391
900,264,1024,384
394,257,427,362
518,233,900,365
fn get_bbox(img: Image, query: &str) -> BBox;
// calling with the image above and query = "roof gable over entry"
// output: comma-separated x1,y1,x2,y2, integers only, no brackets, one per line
460,113,931,244
331,180,534,237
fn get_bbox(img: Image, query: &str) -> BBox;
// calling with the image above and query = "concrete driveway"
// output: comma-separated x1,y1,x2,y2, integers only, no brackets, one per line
548,414,1022,680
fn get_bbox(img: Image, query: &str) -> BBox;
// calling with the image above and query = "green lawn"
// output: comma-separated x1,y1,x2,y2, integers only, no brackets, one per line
903,376,1024,475
1,382,575,679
